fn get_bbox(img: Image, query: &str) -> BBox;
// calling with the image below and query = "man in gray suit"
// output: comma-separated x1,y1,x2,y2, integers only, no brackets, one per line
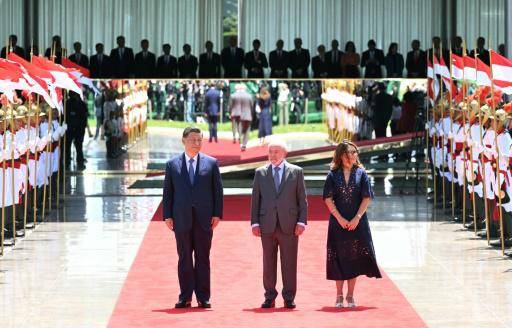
251,139,308,309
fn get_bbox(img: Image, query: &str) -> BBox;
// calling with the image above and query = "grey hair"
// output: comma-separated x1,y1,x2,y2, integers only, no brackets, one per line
267,138,289,152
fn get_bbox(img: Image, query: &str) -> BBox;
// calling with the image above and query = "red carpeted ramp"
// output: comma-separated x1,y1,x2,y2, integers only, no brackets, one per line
108,197,425,328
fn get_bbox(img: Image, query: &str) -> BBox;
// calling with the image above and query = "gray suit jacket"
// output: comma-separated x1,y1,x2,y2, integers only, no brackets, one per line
251,162,308,234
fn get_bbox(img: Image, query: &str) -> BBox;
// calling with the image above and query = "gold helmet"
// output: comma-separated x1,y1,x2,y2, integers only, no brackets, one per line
16,105,28,118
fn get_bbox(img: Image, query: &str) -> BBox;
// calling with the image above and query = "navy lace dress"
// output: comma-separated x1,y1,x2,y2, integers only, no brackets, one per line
323,167,382,280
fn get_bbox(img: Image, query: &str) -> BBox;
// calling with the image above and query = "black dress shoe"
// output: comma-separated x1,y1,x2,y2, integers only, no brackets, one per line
490,238,512,248
261,299,275,308
175,300,191,308
284,300,296,309
198,300,211,308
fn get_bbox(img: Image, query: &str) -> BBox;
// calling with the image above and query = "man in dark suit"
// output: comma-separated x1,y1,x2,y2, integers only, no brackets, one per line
44,35,63,64
109,35,135,78
163,126,223,309
68,42,89,69
251,139,308,309
199,41,221,78
325,39,343,77
470,37,490,66
288,38,310,78
373,83,393,139
90,43,111,78
244,39,268,78
221,36,244,78
405,40,427,78
451,36,467,57
312,45,329,78
427,36,450,68
204,83,222,143
156,44,178,78
1,35,25,59
134,39,156,78
269,39,289,78
178,44,198,78
361,39,385,78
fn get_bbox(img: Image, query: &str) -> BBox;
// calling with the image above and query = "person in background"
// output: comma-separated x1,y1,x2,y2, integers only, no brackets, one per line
257,87,273,144
390,97,402,136
384,43,404,78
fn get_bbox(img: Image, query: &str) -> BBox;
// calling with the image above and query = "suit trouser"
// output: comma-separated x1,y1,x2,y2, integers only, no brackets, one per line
231,116,241,140
174,211,213,302
260,221,298,301
208,115,219,141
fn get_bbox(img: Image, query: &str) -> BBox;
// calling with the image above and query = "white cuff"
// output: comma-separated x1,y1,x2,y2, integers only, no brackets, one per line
297,222,306,227
251,223,260,228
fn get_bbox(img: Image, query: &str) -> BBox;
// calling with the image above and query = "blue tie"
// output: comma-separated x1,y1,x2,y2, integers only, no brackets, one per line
189,158,195,185
274,166,281,192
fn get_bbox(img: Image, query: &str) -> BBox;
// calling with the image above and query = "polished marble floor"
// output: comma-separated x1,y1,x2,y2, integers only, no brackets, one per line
0,128,510,327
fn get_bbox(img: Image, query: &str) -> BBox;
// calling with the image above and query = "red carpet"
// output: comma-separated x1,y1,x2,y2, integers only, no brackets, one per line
108,201,425,328
150,195,329,222
146,133,416,177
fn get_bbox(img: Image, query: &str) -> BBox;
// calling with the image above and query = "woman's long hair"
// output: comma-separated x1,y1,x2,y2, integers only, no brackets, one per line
330,140,364,171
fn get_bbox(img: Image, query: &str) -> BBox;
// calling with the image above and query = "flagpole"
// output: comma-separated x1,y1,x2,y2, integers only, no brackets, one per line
430,49,438,212
440,42,447,214
489,46,506,255
33,97,40,227
23,99,31,235
462,39,478,234
475,43,491,245
449,47,456,221
0,105,5,255
10,107,16,244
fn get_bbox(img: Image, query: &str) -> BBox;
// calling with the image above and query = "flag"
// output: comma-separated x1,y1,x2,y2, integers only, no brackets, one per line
451,53,464,80
1,56,56,107
31,55,83,98
434,55,450,79
490,49,512,83
475,57,492,87
463,56,477,82
61,57,90,77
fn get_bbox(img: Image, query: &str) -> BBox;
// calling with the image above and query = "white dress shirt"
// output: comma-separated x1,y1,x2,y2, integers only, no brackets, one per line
184,153,198,174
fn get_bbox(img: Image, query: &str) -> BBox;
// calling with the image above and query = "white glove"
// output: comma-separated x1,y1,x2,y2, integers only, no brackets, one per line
29,141,36,154
60,124,67,136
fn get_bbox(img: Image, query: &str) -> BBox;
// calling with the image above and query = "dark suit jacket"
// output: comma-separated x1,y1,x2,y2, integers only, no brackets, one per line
109,47,135,78
221,47,245,78
68,53,89,69
325,50,343,77
269,50,289,78
156,55,178,78
163,152,223,233
178,55,198,78
469,48,490,66
244,51,268,78
312,55,330,78
361,49,385,78
134,51,156,78
44,48,63,64
1,46,25,60
288,48,310,78
89,54,111,78
199,52,221,78
405,50,427,78
204,88,221,116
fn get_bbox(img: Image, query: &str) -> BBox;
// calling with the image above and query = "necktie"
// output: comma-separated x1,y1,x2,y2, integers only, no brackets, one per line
333,50,337,63
76,54,81,62
231,48,235,57
119,48,123,60
189,158,195,185
208,52,211,61
274,166,281,192
143,52,147,59
165,55,169,65
98,54,103,65
278,50,281,58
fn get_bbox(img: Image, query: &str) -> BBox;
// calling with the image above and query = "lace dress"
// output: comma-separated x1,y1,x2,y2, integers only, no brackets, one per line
323,167,382,280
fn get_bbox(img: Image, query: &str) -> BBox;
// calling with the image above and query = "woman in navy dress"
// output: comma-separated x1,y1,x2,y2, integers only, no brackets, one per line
257,87,273,143
323,140,381,308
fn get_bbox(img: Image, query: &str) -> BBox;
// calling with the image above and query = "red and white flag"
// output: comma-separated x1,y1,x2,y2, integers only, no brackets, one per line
451,53,464,80
31,55,83,98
